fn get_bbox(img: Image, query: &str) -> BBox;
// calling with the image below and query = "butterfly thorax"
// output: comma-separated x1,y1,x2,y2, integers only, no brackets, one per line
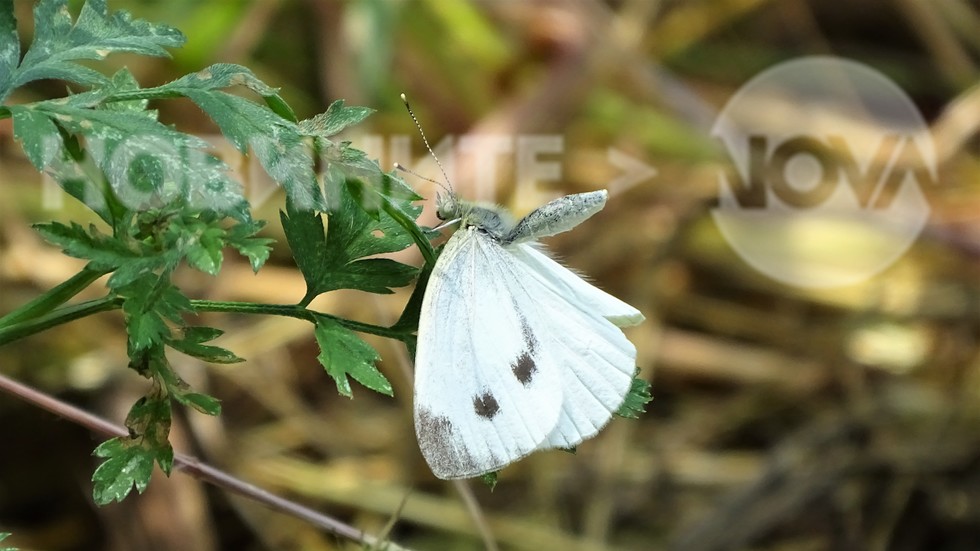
437,193,515,240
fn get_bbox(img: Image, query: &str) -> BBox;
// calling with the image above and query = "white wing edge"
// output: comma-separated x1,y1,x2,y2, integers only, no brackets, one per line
510,243,645,327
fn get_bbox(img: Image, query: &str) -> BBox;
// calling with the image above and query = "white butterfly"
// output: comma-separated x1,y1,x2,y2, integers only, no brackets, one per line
414,189,645,479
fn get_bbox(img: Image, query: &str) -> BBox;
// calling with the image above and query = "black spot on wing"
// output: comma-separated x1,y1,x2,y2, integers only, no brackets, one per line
473,391,500,419
511,314,539,386
512,352,536,385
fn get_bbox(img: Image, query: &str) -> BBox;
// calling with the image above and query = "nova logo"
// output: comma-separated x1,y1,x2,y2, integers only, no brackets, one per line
712,57,934,288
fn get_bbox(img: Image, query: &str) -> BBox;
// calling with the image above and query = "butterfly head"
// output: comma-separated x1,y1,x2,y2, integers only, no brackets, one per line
436,191,463,222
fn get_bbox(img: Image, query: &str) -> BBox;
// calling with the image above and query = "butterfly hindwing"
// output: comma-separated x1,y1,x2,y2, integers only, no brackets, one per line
501,244,640,449
415,228,563,479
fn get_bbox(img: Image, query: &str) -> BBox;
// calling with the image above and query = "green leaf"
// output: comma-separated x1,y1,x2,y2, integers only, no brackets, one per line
92,389,173,505
93,438,157,504
299,99,374,138
140,346,222,415
226,221,273,273
282,175,420,299
0,0,18,96
184,224,225,275
162,63,279,97
2,0,185,101
117,273,191,353
480,471,499,490
33,221,174,287
176,392,222,416
314,314,392,398
616,375,652,419
10,87,251,225
178,87,323,211
9,105,60,170
146,62,297,121
166,326,243,364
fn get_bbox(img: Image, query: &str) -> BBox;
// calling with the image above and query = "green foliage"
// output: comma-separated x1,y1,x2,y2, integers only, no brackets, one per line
0,532,15,551
314,314,392,398
480,471,499,490
616,374,653,419
300,99,374,137
92,386,174,504
281,175,420,300
0,0,429,504
0,0,184,100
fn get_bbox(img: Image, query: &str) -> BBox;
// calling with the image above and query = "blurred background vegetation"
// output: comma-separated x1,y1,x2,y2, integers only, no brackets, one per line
2,0,980,550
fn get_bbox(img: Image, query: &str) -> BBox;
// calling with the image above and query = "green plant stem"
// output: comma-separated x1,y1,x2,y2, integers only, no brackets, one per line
0,372,409,550
190,300,412,341
0,297,412,348
0,266,110,329
0,296,120,346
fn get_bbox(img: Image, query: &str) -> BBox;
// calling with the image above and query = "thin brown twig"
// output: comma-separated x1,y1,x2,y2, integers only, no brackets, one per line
0,372,410,551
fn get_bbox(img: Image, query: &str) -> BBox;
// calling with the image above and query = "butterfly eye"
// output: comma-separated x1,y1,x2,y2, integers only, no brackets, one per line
435,195,448,220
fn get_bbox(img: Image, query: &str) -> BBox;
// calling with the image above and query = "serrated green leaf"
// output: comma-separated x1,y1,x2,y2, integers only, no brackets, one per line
117,273,191,352
282,174,420,299
10,107,61,170
9,100,250,224
299,99,374,138
180,88,324,211
38,207,260,286
184,225,225,275
162,63,278,97
314,314,391,398
91,435,172,505
103,68,150,113
0,0,18,97
3,0,184,101
33,221,171,286
228,235,273,273
616,375,652,419
142,347,224,415
177,392,222,416
480,471,499,489
147,62,296,121
92,439,155,503
92,387,173,505
166,326,243,364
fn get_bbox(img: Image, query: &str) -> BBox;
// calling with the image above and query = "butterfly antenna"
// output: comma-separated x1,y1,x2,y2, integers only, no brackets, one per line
393,162,444,188
400,93,453,194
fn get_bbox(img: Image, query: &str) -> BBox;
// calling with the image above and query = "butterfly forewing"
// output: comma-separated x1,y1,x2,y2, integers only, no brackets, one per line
414,228,563,479
510,244,645,327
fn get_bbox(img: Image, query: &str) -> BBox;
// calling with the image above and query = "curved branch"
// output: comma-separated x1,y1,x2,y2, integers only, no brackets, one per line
0,372,411,551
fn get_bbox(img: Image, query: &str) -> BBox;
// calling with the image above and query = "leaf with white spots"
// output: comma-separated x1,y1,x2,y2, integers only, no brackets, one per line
0,0,19,97
91,387,173,505
0,0,184,101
